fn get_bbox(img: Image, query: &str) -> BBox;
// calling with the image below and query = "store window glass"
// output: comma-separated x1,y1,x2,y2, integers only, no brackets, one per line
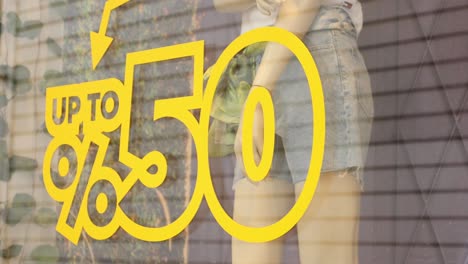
0,0,467,263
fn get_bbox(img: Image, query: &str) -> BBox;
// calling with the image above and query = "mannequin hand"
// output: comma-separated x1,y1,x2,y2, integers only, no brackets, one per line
256,0,283,16
234,87,265,176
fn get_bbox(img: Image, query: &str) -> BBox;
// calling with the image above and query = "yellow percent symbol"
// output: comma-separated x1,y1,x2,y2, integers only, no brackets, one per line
44,0,325,245
44,79,129,244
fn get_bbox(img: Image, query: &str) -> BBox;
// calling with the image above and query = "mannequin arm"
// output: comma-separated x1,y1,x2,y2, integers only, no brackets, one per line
213,0,255,13
252,0,323,91
234,0,324,168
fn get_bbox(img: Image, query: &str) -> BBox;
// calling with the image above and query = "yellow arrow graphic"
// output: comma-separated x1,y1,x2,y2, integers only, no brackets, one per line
90,0,130,70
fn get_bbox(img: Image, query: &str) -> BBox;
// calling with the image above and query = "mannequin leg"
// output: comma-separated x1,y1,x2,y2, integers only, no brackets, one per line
232,178,295,264
295,170,361,264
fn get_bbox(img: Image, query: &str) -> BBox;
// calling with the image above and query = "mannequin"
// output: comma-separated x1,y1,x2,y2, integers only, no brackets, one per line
212,0,373,263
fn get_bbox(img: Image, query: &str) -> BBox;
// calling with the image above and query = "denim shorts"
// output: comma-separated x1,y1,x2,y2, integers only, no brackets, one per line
233,6,374,190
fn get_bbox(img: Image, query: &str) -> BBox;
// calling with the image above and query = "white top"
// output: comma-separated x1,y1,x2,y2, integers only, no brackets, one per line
241,0,363,35
240,7,278,34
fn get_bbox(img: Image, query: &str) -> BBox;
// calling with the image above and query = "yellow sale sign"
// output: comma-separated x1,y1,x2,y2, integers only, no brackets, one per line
43,27,325,244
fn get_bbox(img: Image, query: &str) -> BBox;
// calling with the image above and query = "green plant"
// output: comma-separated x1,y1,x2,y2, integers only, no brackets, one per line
0,8,63,263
